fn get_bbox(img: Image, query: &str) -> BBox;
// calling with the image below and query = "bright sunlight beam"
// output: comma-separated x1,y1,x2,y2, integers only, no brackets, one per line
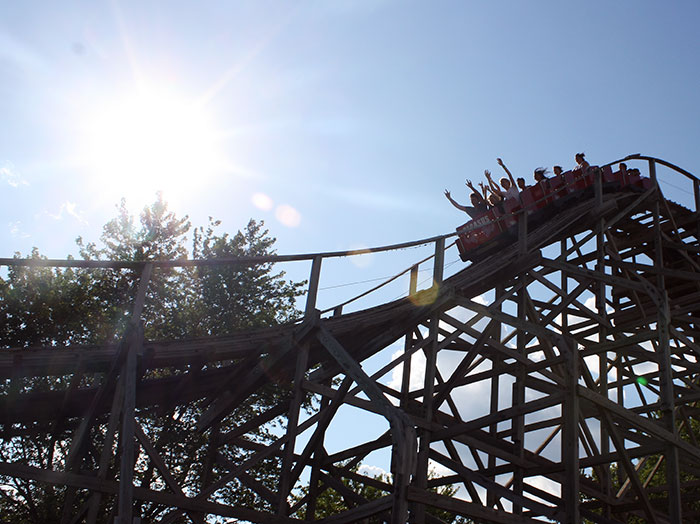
79,86,226,206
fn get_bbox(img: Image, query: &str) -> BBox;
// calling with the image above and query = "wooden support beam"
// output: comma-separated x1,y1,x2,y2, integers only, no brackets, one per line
0,461,302,524
651,175,683,522
316,325,416,524
117,321,143,523
86,377,125,524
277,343,310,514
428,449,561,520
406,486,540,524
288,377,353,492
560,337,580,524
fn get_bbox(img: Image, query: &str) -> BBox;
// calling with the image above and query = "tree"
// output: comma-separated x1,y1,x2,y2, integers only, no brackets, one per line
581,414,700,523
0,194,306,522
292,464,473,524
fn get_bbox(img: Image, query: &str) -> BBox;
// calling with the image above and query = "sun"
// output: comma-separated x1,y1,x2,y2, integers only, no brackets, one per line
78,86,226,206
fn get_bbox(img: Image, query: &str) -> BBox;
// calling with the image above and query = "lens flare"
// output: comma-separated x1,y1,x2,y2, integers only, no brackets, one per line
275,204,301,227
251,192,274,211
348,246,373,268
409,281,440,307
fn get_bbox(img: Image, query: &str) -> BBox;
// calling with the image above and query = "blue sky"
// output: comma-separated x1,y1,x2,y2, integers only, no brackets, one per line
2,1,699,305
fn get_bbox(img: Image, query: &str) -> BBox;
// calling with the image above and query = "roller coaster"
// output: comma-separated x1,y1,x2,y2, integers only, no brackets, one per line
1,154,699,523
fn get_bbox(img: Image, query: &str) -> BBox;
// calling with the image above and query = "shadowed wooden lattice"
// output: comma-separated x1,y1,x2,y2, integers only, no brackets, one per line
1,154,698,523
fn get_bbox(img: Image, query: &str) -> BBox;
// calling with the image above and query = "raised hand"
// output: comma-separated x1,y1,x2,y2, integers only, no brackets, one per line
444,189,451,198
496,158,504,166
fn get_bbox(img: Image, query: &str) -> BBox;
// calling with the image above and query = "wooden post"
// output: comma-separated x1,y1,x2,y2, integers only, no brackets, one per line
315,327,415,524
277,343,310,515
433,238,444,286
414,239,445,524
595,167,611,519
305,256,322,318
650,160,683,522
512,250,526,514
305,378,332,521
487,285,504,509
561,337,580,524
116,322,142,524
116,263,152,524
561,239,568,334
401,265,419,409
86,377,125,524
694,179,700,241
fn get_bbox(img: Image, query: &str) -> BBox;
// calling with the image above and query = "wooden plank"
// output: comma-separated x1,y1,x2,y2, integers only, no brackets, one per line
117,322,143,523
288,377,353,489
315,493,392,524
0,461,301,524
432,393,563,442
599,408,659,524
196,319,313,431
305,256,322,317
577,386,700,462
278,343,310,514
561,337,580,523
86,376,125,524
316,325,416,524
541,259,649,294
219,399,292,446
406,486,541,523
428,450,561,520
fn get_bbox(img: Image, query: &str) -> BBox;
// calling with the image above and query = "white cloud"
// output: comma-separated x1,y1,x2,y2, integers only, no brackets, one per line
428,459,454,478
8,221,29,238
528,475,561,499
387,348,426,392
358,464,388,479
45,201,87,224
1,164,28,187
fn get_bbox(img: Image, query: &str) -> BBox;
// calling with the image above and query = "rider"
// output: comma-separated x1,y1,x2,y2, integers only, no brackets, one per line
444,180,489,218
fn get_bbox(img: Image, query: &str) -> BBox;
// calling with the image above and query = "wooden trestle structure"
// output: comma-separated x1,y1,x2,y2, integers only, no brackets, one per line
1,154,700,523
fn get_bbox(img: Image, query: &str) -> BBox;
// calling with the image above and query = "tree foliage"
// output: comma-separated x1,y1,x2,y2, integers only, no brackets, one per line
582,413,700,523
292,465,472,524
0,194,305,522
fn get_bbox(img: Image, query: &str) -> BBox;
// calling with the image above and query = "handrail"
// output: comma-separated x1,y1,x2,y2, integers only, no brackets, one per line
319,240,457,315
0,231,459,270
604,154,698,183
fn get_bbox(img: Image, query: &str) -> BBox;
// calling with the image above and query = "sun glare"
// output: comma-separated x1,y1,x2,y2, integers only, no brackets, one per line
79,88,225,205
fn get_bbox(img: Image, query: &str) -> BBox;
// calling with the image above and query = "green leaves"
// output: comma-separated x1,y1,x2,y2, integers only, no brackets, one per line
0,194,305,521
1,194,304,348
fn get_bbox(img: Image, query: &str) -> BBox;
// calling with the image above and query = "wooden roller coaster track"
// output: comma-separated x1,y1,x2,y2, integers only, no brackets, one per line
1,154,699,523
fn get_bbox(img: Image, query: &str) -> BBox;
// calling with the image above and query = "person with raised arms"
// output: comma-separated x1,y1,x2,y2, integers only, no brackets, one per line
444,179,489,218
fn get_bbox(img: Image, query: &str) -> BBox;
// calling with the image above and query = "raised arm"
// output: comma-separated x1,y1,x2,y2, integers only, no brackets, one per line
477,182,489,200
444,189,469,212
497,158,516,188
484,170,503,196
